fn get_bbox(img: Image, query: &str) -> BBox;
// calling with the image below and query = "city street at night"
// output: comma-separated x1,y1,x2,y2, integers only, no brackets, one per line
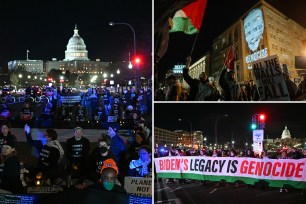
154,103,306,204
155,178,305,204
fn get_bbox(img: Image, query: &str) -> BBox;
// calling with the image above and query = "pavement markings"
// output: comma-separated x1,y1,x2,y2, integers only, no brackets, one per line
158,187,170,191
170,187,182,192
209,188,218,194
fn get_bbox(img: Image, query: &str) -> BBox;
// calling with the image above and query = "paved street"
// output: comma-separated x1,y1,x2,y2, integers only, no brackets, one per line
154,178,306,204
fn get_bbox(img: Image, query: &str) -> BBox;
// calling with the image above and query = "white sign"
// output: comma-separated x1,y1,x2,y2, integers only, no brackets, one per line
251,55,290,101
124,177,152,197
244,8,264,52
253,141,263,154
253,129,264,142
27,186,63,194
246,48,268,64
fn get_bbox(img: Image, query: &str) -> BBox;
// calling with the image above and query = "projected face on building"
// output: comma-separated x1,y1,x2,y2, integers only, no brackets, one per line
244,8,264,52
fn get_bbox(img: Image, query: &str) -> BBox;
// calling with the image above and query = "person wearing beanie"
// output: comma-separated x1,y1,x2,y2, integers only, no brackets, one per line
82,158,129,204
54,158,129,204
24,124,64,185
0,138,23,194
0,122,17,151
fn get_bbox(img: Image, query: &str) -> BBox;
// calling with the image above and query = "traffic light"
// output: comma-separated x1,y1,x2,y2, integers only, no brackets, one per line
251,114,258,130
133,56,142,66
259,114,266,129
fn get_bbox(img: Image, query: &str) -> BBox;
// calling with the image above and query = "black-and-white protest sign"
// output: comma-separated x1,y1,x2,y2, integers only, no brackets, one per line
124,177,152,197
252,55,290,101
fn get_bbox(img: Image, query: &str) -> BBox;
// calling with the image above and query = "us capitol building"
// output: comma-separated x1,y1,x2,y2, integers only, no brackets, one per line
265,125,305,149
8,25,112,75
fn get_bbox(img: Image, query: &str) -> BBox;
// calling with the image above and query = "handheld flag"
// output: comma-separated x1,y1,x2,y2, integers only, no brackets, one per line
224,47,235,71
170,0,208,34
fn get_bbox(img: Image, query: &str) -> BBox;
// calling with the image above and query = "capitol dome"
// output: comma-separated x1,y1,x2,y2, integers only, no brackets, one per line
281,125,291,139
64,25,89,61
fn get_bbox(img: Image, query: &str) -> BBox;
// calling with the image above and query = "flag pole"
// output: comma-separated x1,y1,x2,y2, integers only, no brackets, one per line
189,31,200,57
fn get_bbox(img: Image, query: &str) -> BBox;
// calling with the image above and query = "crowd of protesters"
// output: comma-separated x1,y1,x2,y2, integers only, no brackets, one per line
0,86,152,200
155,145,306,192
155,57,306,101
1,86,152,129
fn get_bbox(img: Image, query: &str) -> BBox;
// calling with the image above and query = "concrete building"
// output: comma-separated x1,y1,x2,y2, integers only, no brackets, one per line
210,0,306,83
154,127,203,149
8,60,44,73
154,127,179,148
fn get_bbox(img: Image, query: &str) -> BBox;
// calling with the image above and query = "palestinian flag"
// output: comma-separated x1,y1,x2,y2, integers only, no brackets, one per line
170,0,207,34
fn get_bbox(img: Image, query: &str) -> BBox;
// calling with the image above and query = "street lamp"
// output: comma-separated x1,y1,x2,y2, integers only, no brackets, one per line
215,114,228,146
109,21,140,89
178,118,193,150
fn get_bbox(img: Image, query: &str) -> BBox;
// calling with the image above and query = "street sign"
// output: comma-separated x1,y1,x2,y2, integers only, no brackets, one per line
253,129,264,142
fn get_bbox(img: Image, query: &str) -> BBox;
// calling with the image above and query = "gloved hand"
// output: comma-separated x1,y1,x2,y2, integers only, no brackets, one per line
24,124,30,134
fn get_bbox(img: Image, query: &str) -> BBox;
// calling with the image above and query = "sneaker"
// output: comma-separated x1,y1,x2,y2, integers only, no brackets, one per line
280,188,283,192
284,188,289,193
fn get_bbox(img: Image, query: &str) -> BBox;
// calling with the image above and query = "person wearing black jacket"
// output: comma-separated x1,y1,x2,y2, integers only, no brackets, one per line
0,122,17,151
24,124,64,185
219,68,241,101
82,134,116,187
0,138,23,194
65,127,90,180
183,57,214,101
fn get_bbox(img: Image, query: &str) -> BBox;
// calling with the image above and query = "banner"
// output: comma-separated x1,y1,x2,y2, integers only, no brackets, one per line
155,157,306,188
251,55,290,101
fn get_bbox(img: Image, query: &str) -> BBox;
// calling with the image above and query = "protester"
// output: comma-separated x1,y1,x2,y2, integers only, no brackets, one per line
129,145,152,177
0,138,23,194
20,102,34,125
0,122,17,151
65,127,90,181
219,68,241,101
82,134,116,187
24,124,65,185
183,56,214,101
107,124,125,165
165,74,180,101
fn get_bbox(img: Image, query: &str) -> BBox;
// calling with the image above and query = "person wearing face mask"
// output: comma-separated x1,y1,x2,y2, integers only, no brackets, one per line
55,159,129,204
65,127,90,181
78,135,116,189
82,159,129,204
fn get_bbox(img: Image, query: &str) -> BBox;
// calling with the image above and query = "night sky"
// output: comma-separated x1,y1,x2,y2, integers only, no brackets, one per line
155,0,306,80
0,0,152,71
154,103,306,145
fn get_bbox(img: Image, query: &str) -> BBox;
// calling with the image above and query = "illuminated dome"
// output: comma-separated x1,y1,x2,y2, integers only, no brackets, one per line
64,25,89,61
281,126,291,139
